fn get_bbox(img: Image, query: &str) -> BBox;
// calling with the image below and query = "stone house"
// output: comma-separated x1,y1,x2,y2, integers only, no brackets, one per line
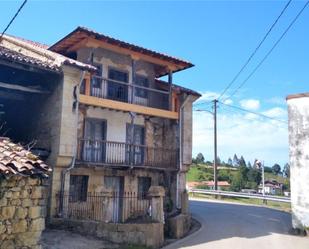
286,93,309,232
0,27,200,247
0,138,51,249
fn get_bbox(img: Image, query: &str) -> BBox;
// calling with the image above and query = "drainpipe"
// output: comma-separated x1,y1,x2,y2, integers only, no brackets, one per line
177,94,191,210
59,70,86,216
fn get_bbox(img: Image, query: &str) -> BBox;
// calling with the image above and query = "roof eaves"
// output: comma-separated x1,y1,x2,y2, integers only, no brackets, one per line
49,26,194,74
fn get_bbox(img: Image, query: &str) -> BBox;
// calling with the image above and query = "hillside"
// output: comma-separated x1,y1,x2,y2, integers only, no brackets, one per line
187,163,290,192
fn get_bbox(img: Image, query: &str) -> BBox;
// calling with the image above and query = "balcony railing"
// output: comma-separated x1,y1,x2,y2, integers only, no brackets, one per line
81,76,170,110
77,139,178,170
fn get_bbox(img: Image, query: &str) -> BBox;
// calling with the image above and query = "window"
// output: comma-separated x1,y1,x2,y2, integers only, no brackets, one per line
135,75,149,98
138,177,151,199
69,175,89,202
107,68,128,102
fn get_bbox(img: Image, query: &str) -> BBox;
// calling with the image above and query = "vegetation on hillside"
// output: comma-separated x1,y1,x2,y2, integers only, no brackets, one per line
188,153,290,193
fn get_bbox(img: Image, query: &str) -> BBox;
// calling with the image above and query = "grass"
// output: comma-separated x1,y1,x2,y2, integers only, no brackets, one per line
190,193,291,212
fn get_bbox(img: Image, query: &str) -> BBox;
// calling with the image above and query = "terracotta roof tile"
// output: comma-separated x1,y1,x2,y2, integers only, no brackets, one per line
0,138,51,178
1,35,96,72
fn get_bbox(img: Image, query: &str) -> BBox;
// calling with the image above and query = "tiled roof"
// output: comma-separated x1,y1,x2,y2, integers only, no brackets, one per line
6,34,50,49
0,138,51,178
0,35,96,72
0,46,61,72
49,26,194,77
155,79,201,97
187,181,231,188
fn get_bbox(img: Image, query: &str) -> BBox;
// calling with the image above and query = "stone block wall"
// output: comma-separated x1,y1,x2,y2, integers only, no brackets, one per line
0,176,48,249
51,218,164,248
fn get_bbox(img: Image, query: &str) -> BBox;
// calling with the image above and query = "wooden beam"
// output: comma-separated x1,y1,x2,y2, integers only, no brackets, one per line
67,37,89,53
0,81,49,94
79,94,179,120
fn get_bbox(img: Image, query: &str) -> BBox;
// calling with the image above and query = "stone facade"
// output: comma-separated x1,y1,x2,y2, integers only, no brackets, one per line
287,93,309,230
0,176,48,249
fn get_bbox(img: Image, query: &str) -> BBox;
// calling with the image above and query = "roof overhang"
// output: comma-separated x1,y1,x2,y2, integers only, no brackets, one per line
49,27,194,77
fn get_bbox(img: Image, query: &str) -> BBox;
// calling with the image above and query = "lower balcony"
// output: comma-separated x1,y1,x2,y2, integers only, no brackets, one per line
76,139,178,170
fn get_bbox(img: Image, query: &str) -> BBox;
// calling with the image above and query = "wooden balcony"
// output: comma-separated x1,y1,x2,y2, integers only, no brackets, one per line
80,76,179,120
76,139,178,170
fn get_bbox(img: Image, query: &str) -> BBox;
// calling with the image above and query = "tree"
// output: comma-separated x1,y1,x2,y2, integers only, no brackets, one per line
195,153,205,164
233,154,239,167
247,167,262,185
227,158,233,166
283,163,290,178
247,161,252,168
272,163,281,175
239,156,247,167
239,164,249,182
230,171,245,191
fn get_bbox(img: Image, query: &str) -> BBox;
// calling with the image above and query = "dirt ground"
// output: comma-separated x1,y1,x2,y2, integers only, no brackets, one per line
41,229,120,249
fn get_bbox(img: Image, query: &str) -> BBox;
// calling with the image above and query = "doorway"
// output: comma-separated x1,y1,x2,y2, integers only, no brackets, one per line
104,176,124,222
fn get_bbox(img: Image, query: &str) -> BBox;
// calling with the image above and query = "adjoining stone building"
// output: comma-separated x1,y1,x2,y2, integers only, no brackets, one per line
0,138,51,249
0,27,200,248
287,93,309,232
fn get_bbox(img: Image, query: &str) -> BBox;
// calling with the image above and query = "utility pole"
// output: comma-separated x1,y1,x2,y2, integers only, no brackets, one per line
213,99,218,191
262,161,265,203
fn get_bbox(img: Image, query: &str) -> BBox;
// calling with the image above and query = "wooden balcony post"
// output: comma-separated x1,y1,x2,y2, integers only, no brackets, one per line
85,73,91,96
168,69,173,111
131,58,137,104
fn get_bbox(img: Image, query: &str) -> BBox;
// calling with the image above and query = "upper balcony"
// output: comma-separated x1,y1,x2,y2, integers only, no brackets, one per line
79,75,179,120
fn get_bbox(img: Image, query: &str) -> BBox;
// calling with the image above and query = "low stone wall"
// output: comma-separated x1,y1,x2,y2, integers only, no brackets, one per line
50,218,164,248
0,176,48,249
166,214,191,239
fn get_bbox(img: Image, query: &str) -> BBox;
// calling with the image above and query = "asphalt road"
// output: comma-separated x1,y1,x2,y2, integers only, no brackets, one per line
164,198,309,249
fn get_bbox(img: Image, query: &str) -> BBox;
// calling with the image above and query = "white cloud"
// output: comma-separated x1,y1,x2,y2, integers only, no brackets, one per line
192,99,289,166
262,107,287,118
239,99,260,111
223,99,233,105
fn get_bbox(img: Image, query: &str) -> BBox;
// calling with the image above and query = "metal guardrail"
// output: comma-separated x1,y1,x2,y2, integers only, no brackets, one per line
189,188,291,203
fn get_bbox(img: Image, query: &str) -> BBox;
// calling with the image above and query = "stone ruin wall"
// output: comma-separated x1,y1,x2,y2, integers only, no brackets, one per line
0,176,48,249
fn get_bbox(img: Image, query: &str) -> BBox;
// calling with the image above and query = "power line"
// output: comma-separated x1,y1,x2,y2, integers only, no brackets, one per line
194,99,214,107
217,0,292,101
219,101,288,124
224,0,309,101
0,0,28,40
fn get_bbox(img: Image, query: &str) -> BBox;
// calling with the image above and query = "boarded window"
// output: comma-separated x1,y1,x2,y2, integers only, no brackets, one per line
69,175,89,202
135,75,149,98
138,177,151,199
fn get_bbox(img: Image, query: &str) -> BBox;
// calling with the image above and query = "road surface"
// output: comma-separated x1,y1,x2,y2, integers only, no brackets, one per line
164,198,309,249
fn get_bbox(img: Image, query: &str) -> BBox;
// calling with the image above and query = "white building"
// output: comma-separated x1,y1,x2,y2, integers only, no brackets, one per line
287,93,309,230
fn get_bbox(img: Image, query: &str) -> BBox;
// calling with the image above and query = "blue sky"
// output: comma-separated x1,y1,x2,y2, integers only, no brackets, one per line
1,0,308,167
